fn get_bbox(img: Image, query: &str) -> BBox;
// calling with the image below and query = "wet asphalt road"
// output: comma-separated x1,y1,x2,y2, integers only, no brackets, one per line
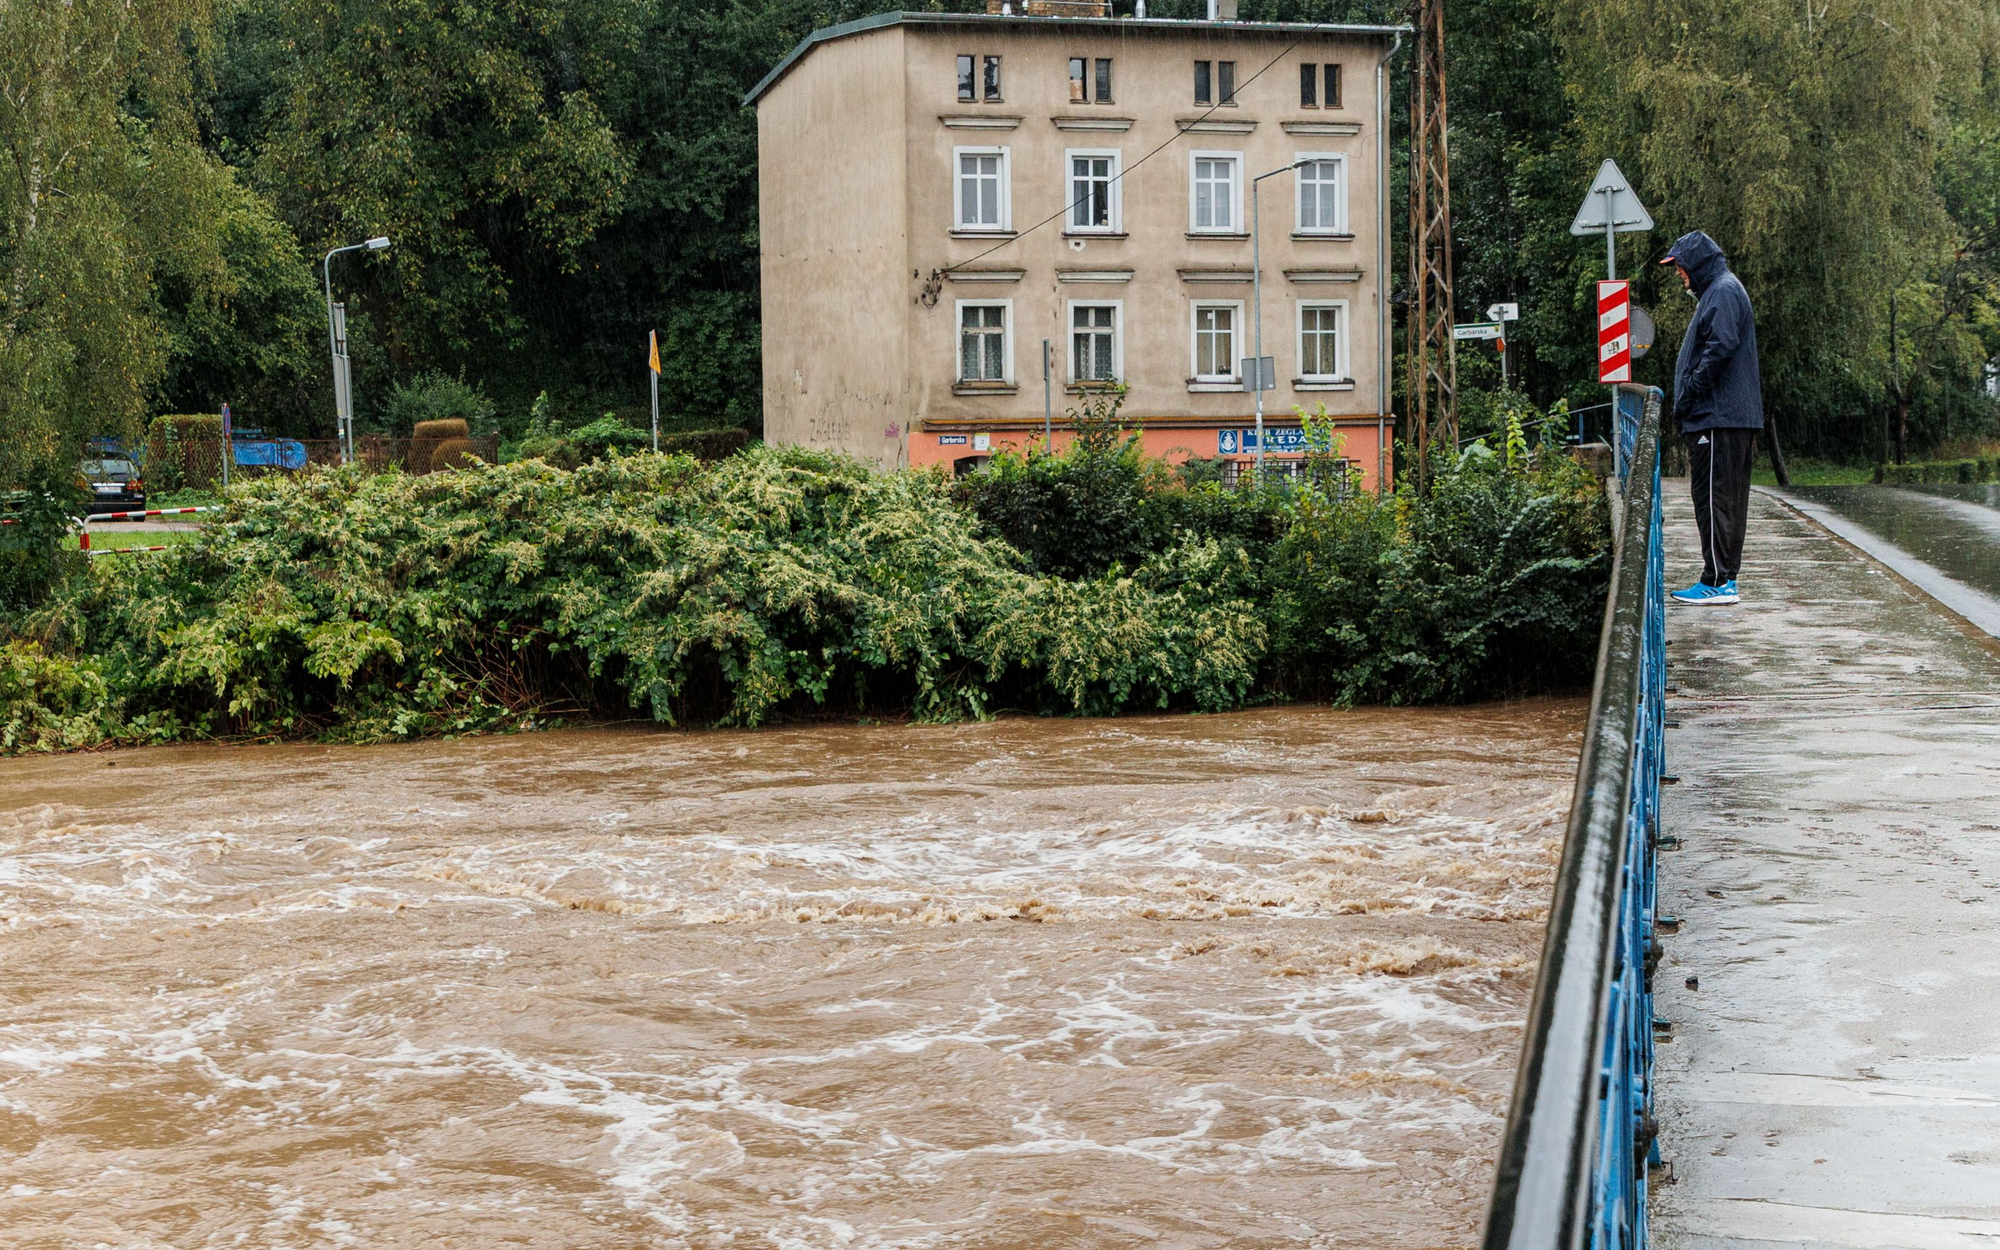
1651,485,2000,1247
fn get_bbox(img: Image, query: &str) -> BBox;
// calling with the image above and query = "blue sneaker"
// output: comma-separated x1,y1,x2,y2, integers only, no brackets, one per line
1671,580,1739,605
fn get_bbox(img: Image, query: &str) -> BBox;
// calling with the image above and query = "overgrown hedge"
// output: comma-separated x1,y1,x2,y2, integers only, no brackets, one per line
145,414,228,492
0,436,1610,752
1873,457,1998,485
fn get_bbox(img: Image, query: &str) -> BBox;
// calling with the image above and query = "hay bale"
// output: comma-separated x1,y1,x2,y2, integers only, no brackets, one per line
411,419,470,441
429,437,477,472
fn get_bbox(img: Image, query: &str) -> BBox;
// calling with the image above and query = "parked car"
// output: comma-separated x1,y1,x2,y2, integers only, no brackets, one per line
80,440,144,516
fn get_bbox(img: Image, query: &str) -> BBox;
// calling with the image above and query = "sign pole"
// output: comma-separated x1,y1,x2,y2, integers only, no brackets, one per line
220,402,231,490
647,329,661,452
1605,195,1618,431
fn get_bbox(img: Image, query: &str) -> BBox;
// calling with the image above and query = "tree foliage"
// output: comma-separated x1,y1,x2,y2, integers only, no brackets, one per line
1553,0,2000,454
0,0,323,494
6,0,1997,486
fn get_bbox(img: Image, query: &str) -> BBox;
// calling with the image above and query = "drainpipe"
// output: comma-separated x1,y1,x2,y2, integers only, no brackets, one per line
1374,30,1404,494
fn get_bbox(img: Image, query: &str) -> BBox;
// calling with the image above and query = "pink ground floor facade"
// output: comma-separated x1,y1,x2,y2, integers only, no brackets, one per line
908,415,1393,493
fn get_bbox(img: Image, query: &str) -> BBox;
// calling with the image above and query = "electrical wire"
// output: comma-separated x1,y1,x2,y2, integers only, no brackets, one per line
944,29,1324,274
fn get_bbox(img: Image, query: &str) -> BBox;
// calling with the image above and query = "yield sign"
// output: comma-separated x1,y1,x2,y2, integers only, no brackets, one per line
1570,159,1654,236
1598,281,1632,383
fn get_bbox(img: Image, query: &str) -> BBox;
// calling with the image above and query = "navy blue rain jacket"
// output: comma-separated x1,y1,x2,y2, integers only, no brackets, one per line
1668,231,1763,432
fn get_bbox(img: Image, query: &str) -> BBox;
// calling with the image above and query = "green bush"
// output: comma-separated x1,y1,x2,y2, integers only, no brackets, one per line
955,393,1288,580
1,437,1611,751
1873,458,1997,484
511,391,747,468
381,371,496,437
145,414,226,492
0,480,87,613
0,642,115,752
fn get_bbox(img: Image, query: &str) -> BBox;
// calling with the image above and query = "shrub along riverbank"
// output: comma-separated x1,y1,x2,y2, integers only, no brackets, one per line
0,431,1610,752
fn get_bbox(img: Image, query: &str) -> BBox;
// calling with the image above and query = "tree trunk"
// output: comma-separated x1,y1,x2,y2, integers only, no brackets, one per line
1763,416,1790,488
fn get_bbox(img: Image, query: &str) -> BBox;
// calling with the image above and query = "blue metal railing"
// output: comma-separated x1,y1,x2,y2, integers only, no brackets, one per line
1481,384,1666,1250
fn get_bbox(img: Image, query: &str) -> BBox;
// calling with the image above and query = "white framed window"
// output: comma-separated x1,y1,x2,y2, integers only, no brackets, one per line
1295,153,1347,235
1188,152,1241,234
1297,300,1349,381
957,299,1013,384
954,146,1011,231
1067,300,1122,383
1066,148,1121,233
1190,300,1243,382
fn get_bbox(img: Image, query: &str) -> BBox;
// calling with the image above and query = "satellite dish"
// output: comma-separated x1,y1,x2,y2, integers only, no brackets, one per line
1629,306,1657,361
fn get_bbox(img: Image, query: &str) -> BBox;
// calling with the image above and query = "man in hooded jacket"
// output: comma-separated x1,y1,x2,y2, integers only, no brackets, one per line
1660,230,1762,605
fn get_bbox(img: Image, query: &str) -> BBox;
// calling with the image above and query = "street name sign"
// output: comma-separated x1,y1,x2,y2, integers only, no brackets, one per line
1453,322,1503,341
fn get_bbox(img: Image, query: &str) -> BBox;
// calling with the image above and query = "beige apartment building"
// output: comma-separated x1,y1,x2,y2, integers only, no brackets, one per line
747,5,1403,488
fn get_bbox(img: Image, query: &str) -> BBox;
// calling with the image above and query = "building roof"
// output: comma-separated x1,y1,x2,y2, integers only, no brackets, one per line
743,10,1408,107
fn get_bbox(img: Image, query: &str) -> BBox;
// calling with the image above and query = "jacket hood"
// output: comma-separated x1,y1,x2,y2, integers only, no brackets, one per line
1668,230,1728,295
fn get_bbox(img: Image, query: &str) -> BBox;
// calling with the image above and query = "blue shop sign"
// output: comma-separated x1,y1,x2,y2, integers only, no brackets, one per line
1218,427,1310,455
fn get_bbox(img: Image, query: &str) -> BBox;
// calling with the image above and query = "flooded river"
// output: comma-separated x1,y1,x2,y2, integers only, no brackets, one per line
0,704,1580,1248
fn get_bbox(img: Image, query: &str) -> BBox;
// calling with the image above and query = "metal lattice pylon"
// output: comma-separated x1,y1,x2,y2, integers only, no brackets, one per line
1407,0,1457,483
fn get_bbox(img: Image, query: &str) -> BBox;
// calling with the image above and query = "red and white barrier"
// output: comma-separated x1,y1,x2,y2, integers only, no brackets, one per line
1597,280,1632,383
79,505,220,555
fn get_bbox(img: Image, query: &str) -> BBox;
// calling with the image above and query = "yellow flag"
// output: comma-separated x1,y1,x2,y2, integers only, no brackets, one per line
648,330,661,375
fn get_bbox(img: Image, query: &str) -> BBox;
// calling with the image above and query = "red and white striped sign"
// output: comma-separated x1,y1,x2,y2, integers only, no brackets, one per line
1597,280,1632,383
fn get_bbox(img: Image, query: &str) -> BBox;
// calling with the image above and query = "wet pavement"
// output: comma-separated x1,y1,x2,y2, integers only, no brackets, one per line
1650,485,2000,1248
1781,485,2000,633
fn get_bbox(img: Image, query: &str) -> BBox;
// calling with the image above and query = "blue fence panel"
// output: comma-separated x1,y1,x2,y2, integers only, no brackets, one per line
1482,384,1666,1250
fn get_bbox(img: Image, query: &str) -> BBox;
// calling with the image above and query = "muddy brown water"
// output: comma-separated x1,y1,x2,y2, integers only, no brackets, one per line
0,703,1581,1248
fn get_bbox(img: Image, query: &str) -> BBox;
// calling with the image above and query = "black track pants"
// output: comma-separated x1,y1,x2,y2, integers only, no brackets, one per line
1685,427,1756,586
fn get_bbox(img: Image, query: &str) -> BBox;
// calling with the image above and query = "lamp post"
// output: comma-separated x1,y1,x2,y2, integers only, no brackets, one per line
323,236,390,465
1251,160,1308,484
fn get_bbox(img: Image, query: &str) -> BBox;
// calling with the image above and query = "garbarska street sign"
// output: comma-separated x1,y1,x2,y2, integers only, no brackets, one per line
1453,322,1503,341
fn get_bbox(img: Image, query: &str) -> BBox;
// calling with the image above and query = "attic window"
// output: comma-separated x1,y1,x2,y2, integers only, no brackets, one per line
1324,64,1341,108
958,55,975,102
983,55,1003,100
1300,63,1316,107
1070,56,1113,103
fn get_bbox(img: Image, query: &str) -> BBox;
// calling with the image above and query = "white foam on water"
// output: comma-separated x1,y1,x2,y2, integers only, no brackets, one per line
0,707,1579,1245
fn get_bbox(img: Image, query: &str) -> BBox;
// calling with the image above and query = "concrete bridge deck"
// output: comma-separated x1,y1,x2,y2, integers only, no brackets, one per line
1652,485,2000,1248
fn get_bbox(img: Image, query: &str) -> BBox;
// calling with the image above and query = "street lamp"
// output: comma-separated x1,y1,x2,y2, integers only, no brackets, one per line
323,236,391,465
1251,161,1309,484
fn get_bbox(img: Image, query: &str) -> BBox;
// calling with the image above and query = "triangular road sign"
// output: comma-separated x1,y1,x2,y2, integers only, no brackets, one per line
1570,158,1654,236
